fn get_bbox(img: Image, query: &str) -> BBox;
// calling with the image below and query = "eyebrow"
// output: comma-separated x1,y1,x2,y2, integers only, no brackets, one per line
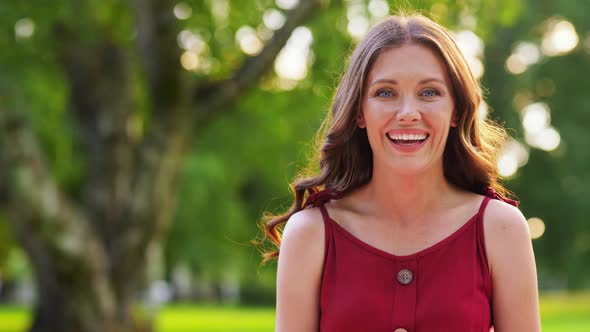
369,78,448,87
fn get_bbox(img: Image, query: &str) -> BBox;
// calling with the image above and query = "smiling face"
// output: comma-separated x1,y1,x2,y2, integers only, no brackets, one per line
358,43,456,176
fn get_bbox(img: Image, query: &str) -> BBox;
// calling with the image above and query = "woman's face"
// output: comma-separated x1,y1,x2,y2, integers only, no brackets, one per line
359,43,456,175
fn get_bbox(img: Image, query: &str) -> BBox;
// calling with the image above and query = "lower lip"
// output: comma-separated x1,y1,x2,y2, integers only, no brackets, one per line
387,137,428,153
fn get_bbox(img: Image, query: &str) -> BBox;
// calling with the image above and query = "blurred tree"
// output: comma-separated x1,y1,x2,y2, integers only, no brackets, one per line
479,0,590,289
0,0,329,331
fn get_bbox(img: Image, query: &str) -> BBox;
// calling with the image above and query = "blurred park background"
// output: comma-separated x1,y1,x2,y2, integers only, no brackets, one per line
0,0,589,331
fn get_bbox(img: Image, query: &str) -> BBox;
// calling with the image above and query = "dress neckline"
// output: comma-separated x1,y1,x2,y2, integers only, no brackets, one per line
322,199,485,261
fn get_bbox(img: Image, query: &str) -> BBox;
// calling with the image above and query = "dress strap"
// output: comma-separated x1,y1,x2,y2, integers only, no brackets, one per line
484,187,519,207
477,196,493,217
303,190,338,267
477,187,519,218
318,204,332,224
476,193,494,298
476,187,518,298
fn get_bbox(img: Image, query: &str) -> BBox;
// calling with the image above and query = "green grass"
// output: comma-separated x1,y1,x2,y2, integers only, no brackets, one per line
539,292,590,332
0,292,588,331
0,306,25,332
155,305,275,331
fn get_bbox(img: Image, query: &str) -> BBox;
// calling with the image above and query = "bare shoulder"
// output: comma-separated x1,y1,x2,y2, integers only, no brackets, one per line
482,199,541,330
482,199,531,269
281,207,325,250
278,207,326,277
482,199,530,254
483,198,528,227
276,207,326,331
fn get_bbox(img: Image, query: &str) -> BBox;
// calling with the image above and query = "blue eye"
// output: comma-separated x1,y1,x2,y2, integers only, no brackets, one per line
376,90,393,97
421,89,441,98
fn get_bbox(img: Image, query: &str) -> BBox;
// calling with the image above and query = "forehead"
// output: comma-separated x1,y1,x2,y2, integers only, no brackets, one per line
367,43,450,83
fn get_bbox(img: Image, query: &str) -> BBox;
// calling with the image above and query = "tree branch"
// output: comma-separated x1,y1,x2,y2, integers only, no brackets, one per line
193,0,327,124
128,0,193,239
132,0,186,111
124,0,327,248
98,1,194,298
54,23,139,258
114,0,327,296
0,109,110,271
128,0,195,241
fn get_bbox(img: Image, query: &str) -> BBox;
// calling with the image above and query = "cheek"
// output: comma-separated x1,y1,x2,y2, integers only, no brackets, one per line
365,114,391,145
364,101,393,122
425,101,454,124
361,108,381,129
361,111,388,147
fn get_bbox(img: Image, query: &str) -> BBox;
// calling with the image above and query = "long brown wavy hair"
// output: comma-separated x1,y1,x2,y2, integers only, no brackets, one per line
258,14,510,263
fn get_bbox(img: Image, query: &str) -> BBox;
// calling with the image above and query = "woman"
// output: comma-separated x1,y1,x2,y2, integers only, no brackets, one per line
260,14,541,332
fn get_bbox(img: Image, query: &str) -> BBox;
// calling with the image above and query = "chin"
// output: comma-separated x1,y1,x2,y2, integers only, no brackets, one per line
387,161,432,176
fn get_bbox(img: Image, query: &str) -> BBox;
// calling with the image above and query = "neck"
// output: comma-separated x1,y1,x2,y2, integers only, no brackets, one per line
358,161,456,224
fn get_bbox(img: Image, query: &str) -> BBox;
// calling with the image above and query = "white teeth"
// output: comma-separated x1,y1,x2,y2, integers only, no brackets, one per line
387,133,427,141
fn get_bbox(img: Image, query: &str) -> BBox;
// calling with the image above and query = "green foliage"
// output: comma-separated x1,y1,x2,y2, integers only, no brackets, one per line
0,3,86,193
479,0,590,288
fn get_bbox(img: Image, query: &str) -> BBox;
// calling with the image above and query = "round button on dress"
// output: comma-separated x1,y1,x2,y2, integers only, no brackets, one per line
397,269,413,285
394,328,408,332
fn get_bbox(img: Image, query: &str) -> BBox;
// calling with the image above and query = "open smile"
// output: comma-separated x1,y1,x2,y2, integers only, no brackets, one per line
385,130,430,152
386,132,430,145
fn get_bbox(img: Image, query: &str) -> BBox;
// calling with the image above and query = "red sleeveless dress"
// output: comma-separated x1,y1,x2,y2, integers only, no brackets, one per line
304,189,517,332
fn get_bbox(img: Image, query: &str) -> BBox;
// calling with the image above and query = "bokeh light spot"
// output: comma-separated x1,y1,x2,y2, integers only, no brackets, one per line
174,2,192,20
528,217,546,240
274,26,313,83
263,9,286,31
505,42,540,75
454,30,484,78
454,30,484,58
541,19,579,56
211,0,229,23
236,26,263,55
498,139,529,177
347,16,369,40
180,51,199,71
276,0,299,10
15,18,35,39
498,153,519,177
506,54,527,74
522,102,550,134
368,0,389,18
526,127,561,151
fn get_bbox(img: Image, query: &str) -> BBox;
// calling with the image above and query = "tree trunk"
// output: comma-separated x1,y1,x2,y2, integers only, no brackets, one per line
0,1,326,331
5,210,115,332
9,210,156,332
30,275,113,332
29,270,153,332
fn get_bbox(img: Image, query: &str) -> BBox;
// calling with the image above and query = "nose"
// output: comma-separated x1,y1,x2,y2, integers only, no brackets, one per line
396,97,421,122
